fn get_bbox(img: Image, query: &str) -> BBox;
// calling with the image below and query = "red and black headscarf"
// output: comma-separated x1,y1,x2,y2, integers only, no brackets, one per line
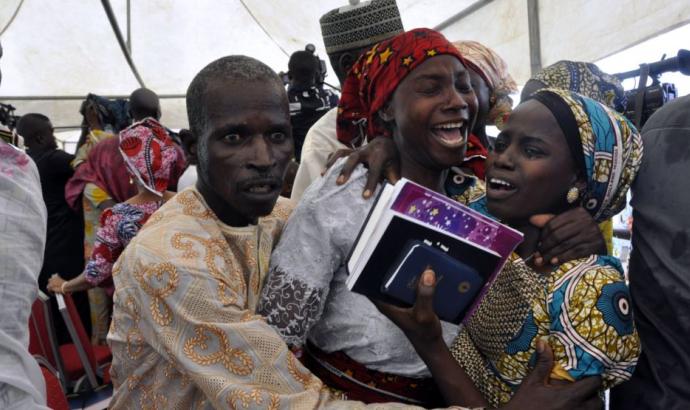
336,28,477,148
119,118,183,196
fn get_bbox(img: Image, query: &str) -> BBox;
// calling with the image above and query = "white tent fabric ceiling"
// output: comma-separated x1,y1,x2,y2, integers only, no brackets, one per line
1,0,689,131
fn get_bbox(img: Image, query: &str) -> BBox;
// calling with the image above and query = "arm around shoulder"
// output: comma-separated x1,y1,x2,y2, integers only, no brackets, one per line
259,161,370,346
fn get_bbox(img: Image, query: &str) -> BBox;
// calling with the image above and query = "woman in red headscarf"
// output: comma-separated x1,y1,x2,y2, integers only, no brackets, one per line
258,28,482,405
48,119,182,300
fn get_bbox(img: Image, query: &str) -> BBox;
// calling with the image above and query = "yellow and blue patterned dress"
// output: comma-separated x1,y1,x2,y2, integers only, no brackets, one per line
449,229,640,406
446,174,640,405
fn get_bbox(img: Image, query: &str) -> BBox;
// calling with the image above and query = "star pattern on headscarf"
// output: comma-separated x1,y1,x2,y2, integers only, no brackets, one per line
365,45,378,65
379,47,393,65
402,55,415,67
426,49,438,57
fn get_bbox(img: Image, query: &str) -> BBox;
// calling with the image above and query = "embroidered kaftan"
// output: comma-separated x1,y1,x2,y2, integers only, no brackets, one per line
107,187,456,410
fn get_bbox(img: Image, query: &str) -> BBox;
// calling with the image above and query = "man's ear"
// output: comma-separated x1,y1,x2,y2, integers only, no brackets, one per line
378,102,394,123
338,52,356,76
179,129,198,165
34,133,46,146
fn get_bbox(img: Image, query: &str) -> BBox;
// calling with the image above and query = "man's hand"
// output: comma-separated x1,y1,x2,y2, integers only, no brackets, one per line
373,268,443,346
327,138,401,198
530,207,607,266
501,339,602,410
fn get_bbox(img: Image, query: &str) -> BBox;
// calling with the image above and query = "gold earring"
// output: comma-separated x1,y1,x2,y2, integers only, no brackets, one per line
566,187,580,204
129,176,134,185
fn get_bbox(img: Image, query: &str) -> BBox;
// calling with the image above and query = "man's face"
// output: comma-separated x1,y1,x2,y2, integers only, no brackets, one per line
328,45,369,85
196,79,293,224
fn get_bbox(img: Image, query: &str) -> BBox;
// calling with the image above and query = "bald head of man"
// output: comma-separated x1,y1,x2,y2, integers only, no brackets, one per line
17,113,56,152
129,88,161,121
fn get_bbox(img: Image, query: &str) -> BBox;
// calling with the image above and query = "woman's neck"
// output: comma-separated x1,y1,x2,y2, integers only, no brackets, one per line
196,179,255,227
399,151,447,194
126,185,164,205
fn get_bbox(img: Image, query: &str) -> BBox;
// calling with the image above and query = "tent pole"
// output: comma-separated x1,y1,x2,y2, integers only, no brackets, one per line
101,0,146,87
527,0,542,75
0,0,25,36
126,0,131,53
433,0,494,32
0,94,185,100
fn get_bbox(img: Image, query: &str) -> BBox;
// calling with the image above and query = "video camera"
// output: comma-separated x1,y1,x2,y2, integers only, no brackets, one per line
615,49,690,127
304,43,328,85
0,102,19,130
279,44,330,88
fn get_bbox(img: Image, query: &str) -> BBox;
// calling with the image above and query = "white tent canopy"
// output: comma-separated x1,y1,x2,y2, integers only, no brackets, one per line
1,0,688,130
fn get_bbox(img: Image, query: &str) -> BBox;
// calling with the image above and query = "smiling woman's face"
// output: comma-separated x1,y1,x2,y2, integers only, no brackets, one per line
384,54,478,172
485,99,580,224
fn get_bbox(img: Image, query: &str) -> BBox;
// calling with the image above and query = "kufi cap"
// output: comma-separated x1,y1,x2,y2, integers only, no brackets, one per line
320,0,404,54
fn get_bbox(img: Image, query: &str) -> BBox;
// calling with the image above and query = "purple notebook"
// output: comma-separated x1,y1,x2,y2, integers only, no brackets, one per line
389,181,523,321
346,178,523,324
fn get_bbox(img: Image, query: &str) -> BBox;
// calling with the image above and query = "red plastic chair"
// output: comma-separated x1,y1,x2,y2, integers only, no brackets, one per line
40,364,69,410
56,293,111,391
28,291,67,387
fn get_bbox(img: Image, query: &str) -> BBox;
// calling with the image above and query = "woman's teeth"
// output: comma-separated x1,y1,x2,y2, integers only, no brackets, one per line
432,122,466,147
489,178,515,190
435,122,464,129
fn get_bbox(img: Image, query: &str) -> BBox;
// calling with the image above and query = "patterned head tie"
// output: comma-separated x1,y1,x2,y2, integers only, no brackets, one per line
119,118,180,196
531,60,627,112
453,40,518,130
336,28,476,147
527,88,643,222
320,0,404,54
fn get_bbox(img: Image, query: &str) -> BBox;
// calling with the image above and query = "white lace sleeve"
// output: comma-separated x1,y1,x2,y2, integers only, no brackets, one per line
259,268,329,347
258,160,376,347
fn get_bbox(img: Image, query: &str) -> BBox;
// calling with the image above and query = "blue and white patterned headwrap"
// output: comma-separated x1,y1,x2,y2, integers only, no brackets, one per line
532,61,627,112
530,88,643,223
